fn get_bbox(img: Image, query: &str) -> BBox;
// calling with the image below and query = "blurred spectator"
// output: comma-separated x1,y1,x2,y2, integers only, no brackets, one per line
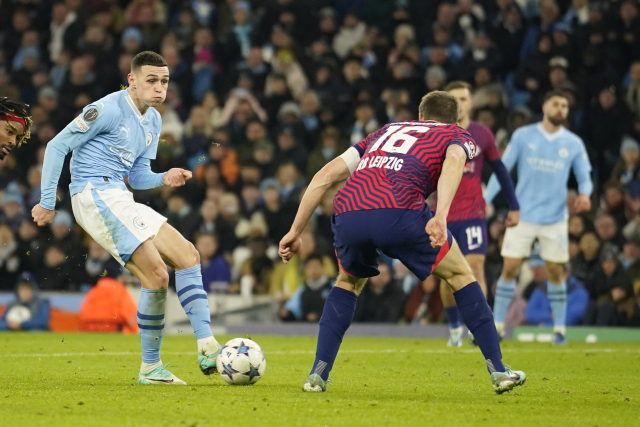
354,262,406,323
332,12,366,60
233,235,273,295
526,267,589,327
271,230,336,303
595,213,626,250
194,199,236,254
0,272,49,331
297,253,333,322
582,86,633,183
571,230,601,283
78,264,138,333
626,61,640,120
259,178,296,245
195,232,231,293
307,126,348,179
584,243,636,326
85,238,120,285
0,223,26,291
608,136,640,185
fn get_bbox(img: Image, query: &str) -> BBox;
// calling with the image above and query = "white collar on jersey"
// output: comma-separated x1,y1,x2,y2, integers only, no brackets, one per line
537,123,565,141
125,92,147,122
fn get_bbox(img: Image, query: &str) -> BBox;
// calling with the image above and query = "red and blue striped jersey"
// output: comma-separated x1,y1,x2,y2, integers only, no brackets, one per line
334,121,475,216
432,121,501,221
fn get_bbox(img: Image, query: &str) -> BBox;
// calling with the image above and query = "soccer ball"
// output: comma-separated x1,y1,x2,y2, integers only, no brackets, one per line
6,306,31,324
217,338,266,385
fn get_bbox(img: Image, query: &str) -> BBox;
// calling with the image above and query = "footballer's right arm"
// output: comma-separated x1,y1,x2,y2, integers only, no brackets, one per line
426,144,467,247
278,148,356,263
33,104,119,226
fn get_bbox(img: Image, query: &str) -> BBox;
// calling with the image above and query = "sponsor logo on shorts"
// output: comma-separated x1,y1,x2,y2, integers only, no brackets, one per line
133,216,147,230
73,116,89,133
83,108,99,122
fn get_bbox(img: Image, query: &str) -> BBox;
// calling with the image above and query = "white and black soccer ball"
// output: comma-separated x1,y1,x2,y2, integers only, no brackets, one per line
217,338,266,385
5,306,31,324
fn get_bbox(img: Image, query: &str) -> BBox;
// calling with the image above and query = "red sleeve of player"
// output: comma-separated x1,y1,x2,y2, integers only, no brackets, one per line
481,127,501,162
447,128,475,160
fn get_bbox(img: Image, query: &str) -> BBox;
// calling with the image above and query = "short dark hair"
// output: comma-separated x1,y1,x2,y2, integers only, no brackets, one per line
543,90,568,103
418,91,458,124
444,81,473,93
131,51,167,72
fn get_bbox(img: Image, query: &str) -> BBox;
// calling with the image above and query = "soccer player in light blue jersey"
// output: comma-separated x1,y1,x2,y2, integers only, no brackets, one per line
485,90,593,345
31,52,222,385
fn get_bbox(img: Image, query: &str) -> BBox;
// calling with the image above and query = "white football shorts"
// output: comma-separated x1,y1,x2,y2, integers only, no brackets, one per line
501,220,569,263
71,183,167,266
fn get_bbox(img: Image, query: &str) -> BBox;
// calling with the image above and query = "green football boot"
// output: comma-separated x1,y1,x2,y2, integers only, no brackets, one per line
198,343,223,375
138,363,186,385
303,373,331,392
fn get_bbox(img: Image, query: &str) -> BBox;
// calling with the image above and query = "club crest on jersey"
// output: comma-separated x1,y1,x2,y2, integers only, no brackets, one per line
83,108,99,122
558,148,569,158
146,132,153,146
464,140,477,159
133,216,147,230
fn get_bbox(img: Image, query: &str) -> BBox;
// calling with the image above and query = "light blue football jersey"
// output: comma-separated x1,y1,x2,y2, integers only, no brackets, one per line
40,90,162,210
485,123,593,225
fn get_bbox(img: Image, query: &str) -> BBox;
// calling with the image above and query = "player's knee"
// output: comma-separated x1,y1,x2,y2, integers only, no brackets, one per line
502,261,520,281
151,262,169,289
187,241,200,267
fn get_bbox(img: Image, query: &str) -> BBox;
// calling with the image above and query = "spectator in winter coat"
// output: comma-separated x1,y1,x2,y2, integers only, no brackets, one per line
0,272,49,331
526,273,589,327
583,243,635,326
354,262,406,323
300,254,333,323
195,233,231,293
78,265,138,334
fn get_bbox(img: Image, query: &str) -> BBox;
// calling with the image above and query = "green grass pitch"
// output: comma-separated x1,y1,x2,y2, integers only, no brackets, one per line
0,333,638,427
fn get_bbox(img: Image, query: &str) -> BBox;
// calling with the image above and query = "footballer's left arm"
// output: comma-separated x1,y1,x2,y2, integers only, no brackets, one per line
127,157,166,190
279,149,354,262
572,142,593,212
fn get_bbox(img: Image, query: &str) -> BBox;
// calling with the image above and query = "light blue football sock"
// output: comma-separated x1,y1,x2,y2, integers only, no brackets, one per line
175,265,213,340
137,288,166,363
444,306,461,329
547,280,567,335
493,277,516,328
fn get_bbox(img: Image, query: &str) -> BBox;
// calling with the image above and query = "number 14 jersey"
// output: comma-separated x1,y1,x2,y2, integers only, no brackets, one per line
334,120,476,216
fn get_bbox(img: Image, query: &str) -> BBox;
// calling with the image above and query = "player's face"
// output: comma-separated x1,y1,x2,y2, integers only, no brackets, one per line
448,88,473,122
131,65,170,107
0,120,25,160
543,96,569,126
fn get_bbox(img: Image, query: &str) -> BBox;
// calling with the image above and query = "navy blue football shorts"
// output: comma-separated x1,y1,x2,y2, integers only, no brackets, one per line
447,218,488,256
332,207,453,281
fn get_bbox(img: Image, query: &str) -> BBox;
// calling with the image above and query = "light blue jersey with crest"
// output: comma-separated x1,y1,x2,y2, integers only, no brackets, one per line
40,90,165,210
485,123,593,225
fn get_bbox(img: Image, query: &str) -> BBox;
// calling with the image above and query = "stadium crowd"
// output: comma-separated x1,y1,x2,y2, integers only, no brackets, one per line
1,0,640,328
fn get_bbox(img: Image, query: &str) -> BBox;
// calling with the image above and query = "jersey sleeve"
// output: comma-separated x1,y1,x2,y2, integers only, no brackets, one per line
447,128,476,161
572,138,593,196
481,127,500,162
68,102,121,143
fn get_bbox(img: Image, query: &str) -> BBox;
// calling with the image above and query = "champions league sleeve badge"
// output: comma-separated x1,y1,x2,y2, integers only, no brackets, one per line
83,108,99,122
146,132,153,146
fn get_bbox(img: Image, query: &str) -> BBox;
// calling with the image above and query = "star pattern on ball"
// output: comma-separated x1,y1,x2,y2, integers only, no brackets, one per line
246,364,261,381
221,362,238,380
235,341,250,357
